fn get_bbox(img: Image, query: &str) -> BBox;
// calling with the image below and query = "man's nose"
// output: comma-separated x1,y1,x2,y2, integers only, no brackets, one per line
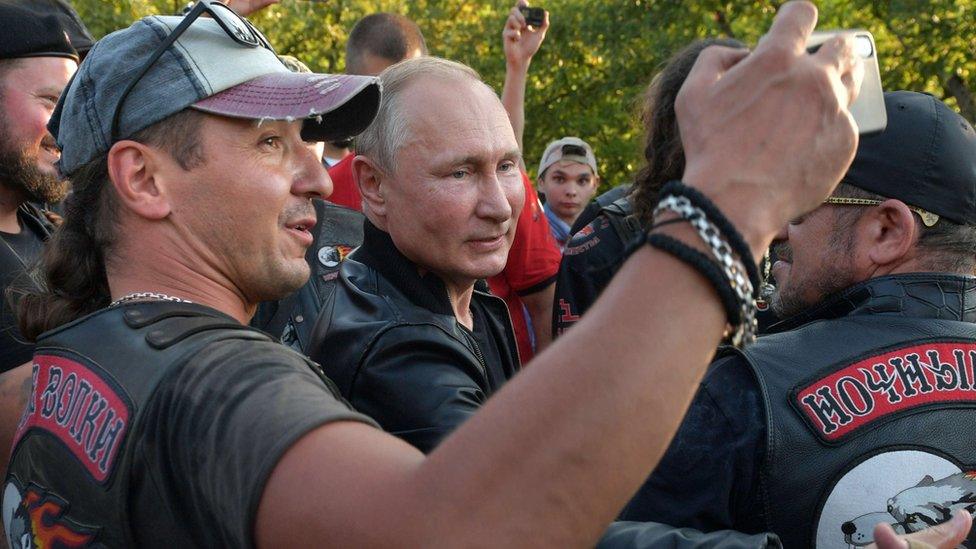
294,143,333,200
477,175,515,222
773,224,789,242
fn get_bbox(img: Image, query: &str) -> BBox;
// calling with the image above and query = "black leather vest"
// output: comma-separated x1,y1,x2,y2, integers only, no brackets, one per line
725,274,976,548
4,302,283,547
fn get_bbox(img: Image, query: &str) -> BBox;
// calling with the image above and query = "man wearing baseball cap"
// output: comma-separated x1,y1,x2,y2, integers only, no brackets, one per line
621,91,976,548
0,2,954,548
4,4,382,545
0,3,78,373
537,136,600,247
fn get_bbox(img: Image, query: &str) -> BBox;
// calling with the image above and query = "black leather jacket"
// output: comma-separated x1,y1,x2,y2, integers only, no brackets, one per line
308,221,521,453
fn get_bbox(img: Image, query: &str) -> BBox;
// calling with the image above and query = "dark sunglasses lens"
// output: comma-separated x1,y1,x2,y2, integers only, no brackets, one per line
247,20,273,49
210,3,260,45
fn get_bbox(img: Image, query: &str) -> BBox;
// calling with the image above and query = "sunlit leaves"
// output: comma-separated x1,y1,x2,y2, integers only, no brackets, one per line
72,0,974,192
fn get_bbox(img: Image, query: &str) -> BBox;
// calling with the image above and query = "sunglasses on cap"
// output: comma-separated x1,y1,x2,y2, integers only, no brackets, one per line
110,0,275,142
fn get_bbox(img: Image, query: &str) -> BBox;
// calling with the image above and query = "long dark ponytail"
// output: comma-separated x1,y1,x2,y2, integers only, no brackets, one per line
17,154,117,340
16,109,206,341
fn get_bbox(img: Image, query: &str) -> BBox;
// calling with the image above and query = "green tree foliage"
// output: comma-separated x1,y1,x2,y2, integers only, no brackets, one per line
71,0,975,191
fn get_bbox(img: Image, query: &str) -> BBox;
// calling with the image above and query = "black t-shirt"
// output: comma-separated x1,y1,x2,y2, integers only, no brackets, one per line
0,229,44,274
0,221,47,372
7,302,377,548
131,337,376,547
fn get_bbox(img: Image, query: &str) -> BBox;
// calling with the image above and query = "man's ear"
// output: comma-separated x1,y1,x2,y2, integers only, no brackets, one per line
106,140,173,220
863,199,918,267
354,155,387,218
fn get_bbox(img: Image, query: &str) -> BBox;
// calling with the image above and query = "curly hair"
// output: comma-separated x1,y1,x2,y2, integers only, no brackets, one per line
631,38,746,226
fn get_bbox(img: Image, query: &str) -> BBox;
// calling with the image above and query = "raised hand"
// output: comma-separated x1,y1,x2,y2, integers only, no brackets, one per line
675,1,863,259
224,0,280,17
503,1,549,71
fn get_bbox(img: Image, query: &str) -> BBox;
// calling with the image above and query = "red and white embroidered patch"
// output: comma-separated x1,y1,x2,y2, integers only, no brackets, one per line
792,341,976,442
14,354,132,483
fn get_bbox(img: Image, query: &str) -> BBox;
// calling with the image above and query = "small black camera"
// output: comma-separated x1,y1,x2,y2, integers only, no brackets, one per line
519,6,545,28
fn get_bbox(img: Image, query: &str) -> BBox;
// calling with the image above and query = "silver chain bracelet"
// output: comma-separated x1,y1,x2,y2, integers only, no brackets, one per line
654,194,758,347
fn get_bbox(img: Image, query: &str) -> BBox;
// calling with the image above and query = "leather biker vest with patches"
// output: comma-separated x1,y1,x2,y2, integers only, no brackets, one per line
3,302,300,547
724,274,976,549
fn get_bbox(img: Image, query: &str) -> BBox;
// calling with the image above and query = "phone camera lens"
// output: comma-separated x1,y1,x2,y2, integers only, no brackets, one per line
855,36,874,58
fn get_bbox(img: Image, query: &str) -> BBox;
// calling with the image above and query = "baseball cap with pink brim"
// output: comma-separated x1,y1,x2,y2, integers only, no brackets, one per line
50,9,381,177
193,71,380,142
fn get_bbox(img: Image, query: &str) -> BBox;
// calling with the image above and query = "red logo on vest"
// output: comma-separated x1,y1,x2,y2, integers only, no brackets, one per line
14,354,131,483
793,341,976,442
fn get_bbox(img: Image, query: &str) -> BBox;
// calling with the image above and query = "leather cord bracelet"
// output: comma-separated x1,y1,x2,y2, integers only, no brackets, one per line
651,185,759,347
645,232,742,325
659,180,761,297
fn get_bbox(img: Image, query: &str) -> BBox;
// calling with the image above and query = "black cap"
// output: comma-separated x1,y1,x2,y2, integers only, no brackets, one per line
843,91,976,225
3,0,94,56
0,2,79,61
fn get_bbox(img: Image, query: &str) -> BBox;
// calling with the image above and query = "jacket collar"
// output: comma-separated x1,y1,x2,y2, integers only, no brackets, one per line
353,219,457,316
769,273,976,333
17,203,53,240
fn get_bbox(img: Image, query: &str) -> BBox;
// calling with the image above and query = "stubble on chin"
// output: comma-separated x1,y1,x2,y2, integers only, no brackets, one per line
770,285,804,319
770,267,857,319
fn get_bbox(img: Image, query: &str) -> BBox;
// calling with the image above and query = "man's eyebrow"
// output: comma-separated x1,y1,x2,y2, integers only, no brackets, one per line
446,155,481,166
36,86,65,96
441,150,523,167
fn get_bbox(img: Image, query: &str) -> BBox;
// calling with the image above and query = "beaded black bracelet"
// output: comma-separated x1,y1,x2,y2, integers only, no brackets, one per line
645,232,742,326
659,180,761,297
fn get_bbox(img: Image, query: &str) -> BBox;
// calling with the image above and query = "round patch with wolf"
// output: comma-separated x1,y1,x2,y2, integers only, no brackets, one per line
815,449,976,548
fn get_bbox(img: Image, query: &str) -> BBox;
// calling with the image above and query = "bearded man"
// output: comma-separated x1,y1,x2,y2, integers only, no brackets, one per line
620,91,976,549
0,3,77,372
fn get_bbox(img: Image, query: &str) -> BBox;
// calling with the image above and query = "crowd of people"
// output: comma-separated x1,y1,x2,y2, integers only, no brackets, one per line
0,0,974,547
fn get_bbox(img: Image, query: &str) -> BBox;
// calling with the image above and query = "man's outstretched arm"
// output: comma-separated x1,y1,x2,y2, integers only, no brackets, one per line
256,3,864,546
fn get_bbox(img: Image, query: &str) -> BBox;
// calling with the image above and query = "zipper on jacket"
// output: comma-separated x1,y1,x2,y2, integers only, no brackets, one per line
458,323,487,375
